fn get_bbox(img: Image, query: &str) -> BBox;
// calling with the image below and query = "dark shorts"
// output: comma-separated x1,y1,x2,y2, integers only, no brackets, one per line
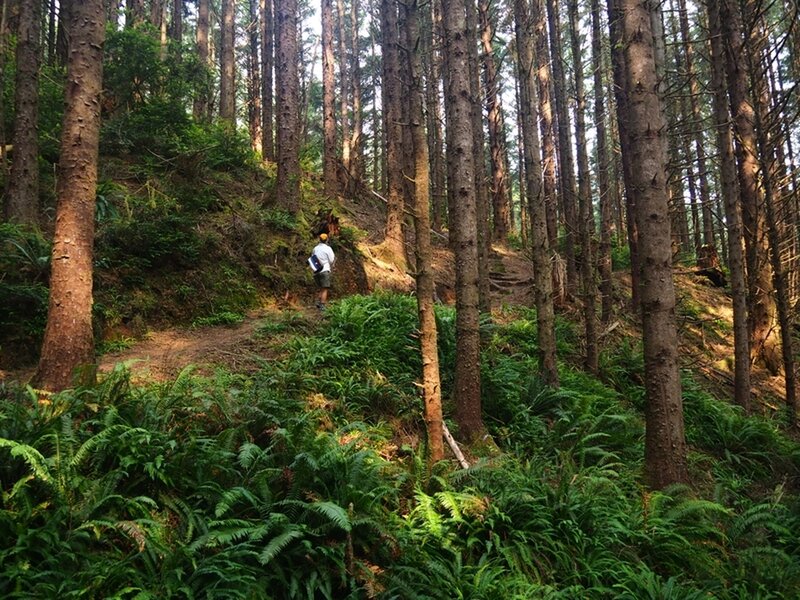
314,271,332,288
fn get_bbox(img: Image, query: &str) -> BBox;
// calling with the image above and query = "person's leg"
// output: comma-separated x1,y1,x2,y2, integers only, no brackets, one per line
317,272,332,308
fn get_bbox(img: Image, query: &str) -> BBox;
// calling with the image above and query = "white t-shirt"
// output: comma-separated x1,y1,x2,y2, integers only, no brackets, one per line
313,242,335,273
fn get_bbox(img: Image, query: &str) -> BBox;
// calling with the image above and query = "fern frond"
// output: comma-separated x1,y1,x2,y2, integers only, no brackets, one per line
214,486,261,517
258,526,306,564
308,500,351,531
0,438,51,484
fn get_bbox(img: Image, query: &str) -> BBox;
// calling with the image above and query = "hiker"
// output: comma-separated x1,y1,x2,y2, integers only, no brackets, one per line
312,233,335,309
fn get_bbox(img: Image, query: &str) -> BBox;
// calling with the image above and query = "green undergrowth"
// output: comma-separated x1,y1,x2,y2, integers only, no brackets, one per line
2,293,800,598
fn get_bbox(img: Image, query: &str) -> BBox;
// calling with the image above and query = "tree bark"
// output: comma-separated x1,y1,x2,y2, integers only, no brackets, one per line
531,0,558,251
620,0,688,488
405,0,444,464
606,0,641,310
568,0,598,374
369,15,381,190
442,0,486,441
275,0,301,212
4,0,41,226
126,0,145,29
514,0,559,387
171,0,182,42
348,0,364,184
48,0,57,62
677,0,714,249
260,0,275,160
321,0,338,196
546,0,578,294
56,0,72,64
193,0,210,121
219,0,236,123
708,0,750,411
464,0,491,315
479,0,509,242
34,0,106,392
424,0,446,232
720,0,780,374
248,0,262,153
380,0,408,267
746,9,797,421
591,0,614,323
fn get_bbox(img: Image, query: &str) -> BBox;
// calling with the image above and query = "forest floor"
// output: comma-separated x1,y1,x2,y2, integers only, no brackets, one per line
90,237,538,384
1,193,789,412
89,238,788,417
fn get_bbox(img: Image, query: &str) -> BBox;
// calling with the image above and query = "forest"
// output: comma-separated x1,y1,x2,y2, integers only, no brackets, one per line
1,0,800,597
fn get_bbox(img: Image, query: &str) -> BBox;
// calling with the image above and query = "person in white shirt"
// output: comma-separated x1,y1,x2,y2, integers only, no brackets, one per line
312,233,335,309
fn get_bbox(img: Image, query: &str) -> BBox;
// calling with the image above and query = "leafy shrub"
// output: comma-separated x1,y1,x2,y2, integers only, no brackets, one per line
98,211,201,271
102,97,193,157
178,122,259,172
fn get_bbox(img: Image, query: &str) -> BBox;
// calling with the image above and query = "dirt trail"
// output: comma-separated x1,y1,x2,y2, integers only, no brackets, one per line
1,245,535,387
96,308,284,383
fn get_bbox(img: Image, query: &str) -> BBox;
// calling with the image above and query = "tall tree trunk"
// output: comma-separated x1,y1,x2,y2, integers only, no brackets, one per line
4,0,41,226
298,12,316,149
442,0,486,441
171,0,182,42
785,0,800,81
424,0,446,232
531,0,558,251
620,0,687,488
150,0,163,29
56,0,72,64
321,0,338,196
369,14,381,190
34,0,106,392
405,0,444,464
606,0,641,309
193,0,210,121
547,0,579,294
219,0,236,123
568,0,598,374
747,12,797,420
479,0,509,243
465,0,491,315
348,0,364,184
708,0,750,411
159,0,167,60
720,0,780,374
48,0,57,62
380,0,408,267
514,0,559,387
260,0,275,160
336,0,351,172
248,0,262,153
275,0,300,212
126,0,145,29
514,74,529,248
677,0,714,249
592,0,614,323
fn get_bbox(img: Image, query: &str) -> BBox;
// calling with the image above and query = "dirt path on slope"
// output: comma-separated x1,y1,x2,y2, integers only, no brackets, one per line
95,307,289,384
2,245,536,388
